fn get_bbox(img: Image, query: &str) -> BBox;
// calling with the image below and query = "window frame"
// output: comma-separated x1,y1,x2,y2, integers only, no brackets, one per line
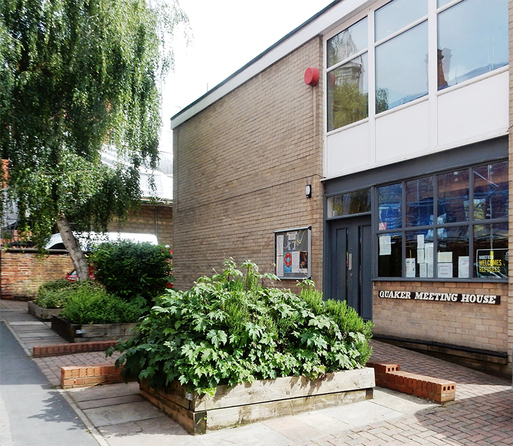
324,0,508,134
375,160,508,282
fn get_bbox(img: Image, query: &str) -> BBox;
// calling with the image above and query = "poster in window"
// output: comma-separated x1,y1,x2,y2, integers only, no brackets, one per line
275,227,311,279
476,248,508,279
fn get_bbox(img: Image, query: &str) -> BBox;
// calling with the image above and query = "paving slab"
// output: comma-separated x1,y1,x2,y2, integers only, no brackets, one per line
83,400,166,427
2,300,513,446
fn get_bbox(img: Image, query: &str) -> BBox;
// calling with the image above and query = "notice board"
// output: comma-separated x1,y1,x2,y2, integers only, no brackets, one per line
274,226,311,280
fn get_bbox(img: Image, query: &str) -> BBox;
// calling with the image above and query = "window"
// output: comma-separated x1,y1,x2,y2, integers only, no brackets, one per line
325,0,508,126
377,161,508,280
437,0,508,89
327,189,371,218
375,0,428,113
326,19,368,131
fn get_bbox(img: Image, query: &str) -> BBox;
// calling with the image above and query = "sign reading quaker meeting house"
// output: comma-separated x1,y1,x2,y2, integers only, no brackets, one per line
378,290,500,305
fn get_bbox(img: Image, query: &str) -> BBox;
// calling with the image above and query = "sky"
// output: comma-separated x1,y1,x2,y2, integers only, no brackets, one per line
159,0,334,155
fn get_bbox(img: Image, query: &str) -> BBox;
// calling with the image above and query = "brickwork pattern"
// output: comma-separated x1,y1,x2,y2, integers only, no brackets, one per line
374,281,509,354
368,362,456,403
173,37,324,290
108,203,173,247
61,363,125,388
1,251,73,299
33,340,118,357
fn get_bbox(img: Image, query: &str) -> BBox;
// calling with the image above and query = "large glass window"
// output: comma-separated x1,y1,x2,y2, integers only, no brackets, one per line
375,21,428,113
377,161,508,280
473,161,508,220
326,0,508,124
375,0,427,42
327,54,368,131
437,0,508,89
437,169,469,223
327,19,368,131
327,18,367,67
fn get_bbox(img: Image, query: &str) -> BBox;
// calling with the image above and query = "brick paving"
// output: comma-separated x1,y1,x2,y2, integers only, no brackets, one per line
1,299,512,446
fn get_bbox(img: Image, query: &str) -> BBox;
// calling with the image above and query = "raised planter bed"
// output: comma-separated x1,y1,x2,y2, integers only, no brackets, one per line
51,315,136,343
28,301,62,321
140,367,375,435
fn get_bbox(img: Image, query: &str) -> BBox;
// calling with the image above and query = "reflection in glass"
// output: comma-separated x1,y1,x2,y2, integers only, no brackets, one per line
437,0,508,89
378,183,402,230
473,162,508,220
328,189,371,218
437,226,469,278
378,233,402,277
474,223,508,279
327,18,367,67
437,170,469,223
375,22,428,113
405,230,433,278
327,53,368,131
375,0,427,42
406,177,433,227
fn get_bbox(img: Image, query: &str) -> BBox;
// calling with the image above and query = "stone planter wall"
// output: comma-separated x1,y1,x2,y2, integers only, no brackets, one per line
28,301,62,321
140,368,375,435
51,315,136,343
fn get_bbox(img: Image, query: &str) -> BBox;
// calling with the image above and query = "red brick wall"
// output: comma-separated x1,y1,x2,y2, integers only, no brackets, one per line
1,251,74,299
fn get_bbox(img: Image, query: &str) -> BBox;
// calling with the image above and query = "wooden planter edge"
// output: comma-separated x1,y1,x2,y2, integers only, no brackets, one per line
140,367,376,435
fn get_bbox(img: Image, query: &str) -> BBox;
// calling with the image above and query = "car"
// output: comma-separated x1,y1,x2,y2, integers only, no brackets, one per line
45,232,158,251
64,266,96,281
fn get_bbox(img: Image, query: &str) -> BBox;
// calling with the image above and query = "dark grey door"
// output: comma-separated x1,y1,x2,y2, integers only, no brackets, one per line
329,216,372,320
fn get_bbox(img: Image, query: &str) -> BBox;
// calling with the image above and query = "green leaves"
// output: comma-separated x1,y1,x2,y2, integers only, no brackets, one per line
0,0,188,252
109,260,373,396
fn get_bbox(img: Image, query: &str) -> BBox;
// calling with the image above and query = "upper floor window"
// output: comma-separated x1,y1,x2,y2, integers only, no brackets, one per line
326,0,508,132
437,0,508,89
327,19,368,131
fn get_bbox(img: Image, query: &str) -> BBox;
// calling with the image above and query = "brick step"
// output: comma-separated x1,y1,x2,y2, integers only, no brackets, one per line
368,362,456,403
33,340,118,357
61,363,126,389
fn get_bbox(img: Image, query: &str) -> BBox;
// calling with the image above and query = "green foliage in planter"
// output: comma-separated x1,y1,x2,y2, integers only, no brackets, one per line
59,282,143,324
34,279,80,309
89,240,173,310
109,259,373,396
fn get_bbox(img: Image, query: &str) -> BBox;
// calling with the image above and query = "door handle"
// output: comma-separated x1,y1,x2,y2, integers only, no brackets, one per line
347,253,353,271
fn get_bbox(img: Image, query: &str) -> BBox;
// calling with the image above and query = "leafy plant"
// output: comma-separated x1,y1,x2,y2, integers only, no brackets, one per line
34,279,80,309
59,282,142,324
89,240,173,311
109,259,373,396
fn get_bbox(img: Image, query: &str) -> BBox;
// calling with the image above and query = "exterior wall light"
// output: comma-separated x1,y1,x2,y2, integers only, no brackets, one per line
305,184,312,198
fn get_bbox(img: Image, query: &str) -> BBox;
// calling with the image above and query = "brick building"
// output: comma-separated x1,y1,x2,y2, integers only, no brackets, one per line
172,0,512,376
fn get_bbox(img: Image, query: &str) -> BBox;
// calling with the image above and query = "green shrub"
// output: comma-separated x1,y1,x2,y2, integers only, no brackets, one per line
59,282,143,324
109,259,373,396
34,279,77,309
89,240,173,310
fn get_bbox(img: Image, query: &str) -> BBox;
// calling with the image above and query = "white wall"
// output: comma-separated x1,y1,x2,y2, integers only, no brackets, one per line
325,69,508,180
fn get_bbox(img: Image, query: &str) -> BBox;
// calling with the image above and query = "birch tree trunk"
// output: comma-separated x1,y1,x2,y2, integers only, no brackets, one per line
56,216,89,280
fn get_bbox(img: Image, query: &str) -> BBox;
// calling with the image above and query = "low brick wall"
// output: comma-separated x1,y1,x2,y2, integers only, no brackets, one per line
33,340,118,358
61,363,125,389
1,250,73,299
368,362,456,403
